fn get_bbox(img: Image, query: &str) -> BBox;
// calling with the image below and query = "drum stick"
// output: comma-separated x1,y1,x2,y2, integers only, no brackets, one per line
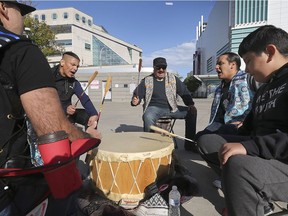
74,71,98,107
150,125,195,143
97,75,112,125
85,76,112,164
274,201,287,211
135,58,142,98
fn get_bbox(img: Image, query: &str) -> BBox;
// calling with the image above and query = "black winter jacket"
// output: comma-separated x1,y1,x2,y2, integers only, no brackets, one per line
239,63,288,162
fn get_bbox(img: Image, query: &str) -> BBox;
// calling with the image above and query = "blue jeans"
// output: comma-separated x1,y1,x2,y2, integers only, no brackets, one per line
142,106,197,141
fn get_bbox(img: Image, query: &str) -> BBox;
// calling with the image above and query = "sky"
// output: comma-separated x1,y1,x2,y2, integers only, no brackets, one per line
34,0,215,78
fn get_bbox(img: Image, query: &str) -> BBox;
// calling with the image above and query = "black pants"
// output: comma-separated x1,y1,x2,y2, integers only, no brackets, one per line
195,122,238,141
68,109,90,129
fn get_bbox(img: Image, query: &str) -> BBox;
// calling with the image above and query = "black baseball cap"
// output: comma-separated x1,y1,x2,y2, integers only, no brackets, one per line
153,57,167,67
3,0,36,16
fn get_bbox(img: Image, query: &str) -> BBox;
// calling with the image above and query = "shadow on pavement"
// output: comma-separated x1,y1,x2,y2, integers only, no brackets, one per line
115,124,143,132
181,206,194,216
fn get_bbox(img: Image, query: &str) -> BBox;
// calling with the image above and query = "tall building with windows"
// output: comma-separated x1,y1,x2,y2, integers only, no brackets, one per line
30,7,145,102
193,0,288,75
31,7,142,67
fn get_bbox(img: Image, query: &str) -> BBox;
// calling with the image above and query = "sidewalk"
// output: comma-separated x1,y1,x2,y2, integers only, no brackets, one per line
92,98,225,216
88,98,283,216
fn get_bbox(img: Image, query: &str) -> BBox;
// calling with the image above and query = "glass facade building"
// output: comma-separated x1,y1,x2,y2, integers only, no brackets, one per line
31,7,142,67
193,0,287,75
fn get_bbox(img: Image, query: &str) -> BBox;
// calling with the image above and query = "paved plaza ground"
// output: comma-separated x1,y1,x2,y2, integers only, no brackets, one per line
86,98,285,216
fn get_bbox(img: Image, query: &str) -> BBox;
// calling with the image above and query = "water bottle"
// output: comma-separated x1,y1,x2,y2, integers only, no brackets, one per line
169,185,181,216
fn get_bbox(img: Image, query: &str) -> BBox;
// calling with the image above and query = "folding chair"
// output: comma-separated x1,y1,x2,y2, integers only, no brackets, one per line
156,116,178,149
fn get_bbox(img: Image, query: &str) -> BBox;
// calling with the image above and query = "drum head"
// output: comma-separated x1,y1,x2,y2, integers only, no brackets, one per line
96,132,174,162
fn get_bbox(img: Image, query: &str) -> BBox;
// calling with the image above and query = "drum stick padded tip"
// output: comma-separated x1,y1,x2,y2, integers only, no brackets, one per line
150,125,176,137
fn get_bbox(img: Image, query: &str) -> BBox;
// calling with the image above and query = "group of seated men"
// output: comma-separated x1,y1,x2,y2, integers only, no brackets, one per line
30,26,288,216
1,2,288,214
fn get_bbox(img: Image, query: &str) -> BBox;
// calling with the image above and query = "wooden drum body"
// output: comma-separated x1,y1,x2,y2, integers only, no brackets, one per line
89,132,174,202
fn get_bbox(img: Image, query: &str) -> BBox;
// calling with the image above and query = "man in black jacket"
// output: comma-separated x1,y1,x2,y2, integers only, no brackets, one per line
52,52,98,129
198,25,288,215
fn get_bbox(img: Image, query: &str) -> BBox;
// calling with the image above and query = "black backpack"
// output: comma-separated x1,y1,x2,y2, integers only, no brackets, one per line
0,27,31,168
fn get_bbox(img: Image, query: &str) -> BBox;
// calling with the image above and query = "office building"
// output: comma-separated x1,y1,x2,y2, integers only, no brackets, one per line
31,7,147,102
193,0,288,75
191,0,288,97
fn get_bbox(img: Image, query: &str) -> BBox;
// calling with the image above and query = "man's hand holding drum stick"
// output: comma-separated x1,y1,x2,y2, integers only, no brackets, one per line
67,71,98,118
150,125,195,143
85,75,112,164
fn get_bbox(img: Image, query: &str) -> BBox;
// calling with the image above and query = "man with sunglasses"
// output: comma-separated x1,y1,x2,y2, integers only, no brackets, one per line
131,57,197,151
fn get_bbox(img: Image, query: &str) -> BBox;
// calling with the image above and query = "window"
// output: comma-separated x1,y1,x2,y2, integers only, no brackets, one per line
82,16,86,24
207,56,214,72
50,25,72,34
124,84,128,88
75,13,80,21
34,14,39,21
56,39,72,46
85,43,91,50
52,13,57,20
88,19,92,26
63,12,68,19
41,14,46,21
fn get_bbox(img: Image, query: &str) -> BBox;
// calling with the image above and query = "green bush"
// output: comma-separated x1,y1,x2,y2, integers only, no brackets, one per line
184,76,202,92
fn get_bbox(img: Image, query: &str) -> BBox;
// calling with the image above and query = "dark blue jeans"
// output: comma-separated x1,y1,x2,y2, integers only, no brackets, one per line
142,105,197,141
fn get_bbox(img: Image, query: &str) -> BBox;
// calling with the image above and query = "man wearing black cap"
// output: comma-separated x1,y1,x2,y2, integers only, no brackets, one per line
131,57,197,151
0,1,101,215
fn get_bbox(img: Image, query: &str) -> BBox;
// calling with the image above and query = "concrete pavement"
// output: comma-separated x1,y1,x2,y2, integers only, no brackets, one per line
92,98,225,216
87,98,284,216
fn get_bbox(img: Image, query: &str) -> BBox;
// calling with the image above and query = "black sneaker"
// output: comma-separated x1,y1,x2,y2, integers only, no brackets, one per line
264,202,274,216
184,141,198,153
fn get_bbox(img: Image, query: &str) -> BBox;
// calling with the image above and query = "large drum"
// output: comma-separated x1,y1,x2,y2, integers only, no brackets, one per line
89,132,174,202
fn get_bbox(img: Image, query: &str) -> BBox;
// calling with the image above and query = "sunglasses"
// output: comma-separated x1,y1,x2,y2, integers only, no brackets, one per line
155,65,167,70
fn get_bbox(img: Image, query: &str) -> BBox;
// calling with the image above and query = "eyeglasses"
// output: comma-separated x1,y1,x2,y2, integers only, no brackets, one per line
155,65,167,70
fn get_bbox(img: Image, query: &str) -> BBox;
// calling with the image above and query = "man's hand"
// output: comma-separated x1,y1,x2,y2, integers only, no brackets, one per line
66,105,76,115
131,96,140,106
230,121,243,128
86,122,102,139
218,142,247,167
88,115,98,127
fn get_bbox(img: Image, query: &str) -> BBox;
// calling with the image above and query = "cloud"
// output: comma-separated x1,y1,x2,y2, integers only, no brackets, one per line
142,41,196,75
165,2,174,6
